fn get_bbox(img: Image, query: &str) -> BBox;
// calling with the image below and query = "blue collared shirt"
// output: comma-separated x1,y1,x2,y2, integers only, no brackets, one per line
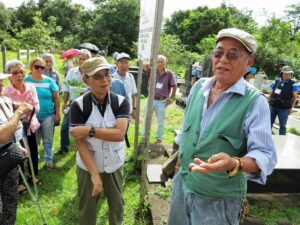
187,77,277,184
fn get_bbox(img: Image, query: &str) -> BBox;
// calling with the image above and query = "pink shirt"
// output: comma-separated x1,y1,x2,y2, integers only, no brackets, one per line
3,83,40,134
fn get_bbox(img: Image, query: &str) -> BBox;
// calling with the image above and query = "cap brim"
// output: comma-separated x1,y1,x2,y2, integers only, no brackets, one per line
217,35,252,53
86,65,111,76
117,56,130,61
0,73,11,80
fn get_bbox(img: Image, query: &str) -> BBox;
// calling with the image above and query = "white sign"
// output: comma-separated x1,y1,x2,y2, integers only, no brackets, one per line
138,0,157,64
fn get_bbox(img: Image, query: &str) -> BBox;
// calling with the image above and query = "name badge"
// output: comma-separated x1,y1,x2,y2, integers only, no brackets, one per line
274,88,281,94
156,82,163,89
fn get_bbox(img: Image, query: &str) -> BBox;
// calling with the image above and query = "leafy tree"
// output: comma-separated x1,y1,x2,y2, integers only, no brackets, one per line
16,12,58,51
285,3,300,35
164,5,257,53
41,0,87,42
159,34,201,76
90,0,140,54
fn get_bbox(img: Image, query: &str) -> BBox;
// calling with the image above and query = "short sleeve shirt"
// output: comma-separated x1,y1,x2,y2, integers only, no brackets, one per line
25,75,59,119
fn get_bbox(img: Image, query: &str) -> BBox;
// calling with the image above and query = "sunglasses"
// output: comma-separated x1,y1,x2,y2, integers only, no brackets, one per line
34,65,45,70
11,70,25,75
212,49,242,61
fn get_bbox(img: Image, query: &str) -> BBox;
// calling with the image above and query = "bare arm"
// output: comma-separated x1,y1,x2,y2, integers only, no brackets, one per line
289,91,298,114
74,137,103,196
53,92,60,123
131,94,136,119
70,118,128,141
63,92,70,110
0,103,32,144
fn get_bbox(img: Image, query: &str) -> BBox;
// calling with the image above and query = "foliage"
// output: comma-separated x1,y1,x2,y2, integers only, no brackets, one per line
287,127,300,136
154,185,172,199
90,0,140,54
159,34,201,76
164,5,257,53
15,12,58,51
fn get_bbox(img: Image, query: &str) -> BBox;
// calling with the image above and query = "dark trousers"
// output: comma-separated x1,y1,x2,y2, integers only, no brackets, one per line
19,131,39,183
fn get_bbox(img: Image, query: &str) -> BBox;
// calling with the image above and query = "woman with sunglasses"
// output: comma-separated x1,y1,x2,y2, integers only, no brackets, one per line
25,57,60,170
3,60,42,190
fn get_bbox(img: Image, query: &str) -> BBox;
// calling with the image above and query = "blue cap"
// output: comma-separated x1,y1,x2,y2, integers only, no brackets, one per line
244,67,256,76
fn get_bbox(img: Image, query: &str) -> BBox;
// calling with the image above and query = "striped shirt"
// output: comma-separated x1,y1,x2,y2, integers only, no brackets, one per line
188,77,277,184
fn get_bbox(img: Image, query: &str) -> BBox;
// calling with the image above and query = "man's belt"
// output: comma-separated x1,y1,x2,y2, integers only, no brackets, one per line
154,96,167,100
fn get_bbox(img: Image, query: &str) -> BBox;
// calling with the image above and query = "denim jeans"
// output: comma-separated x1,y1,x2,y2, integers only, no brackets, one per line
37,114,54,164
270,105,289,135
142,99,166,140
168,173,243,225
60,112,70,150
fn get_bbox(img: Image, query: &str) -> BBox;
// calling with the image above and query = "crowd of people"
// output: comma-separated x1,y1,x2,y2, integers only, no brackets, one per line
1,27,298,225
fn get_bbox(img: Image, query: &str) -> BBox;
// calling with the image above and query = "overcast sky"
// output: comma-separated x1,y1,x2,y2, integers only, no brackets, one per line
1,0,299,26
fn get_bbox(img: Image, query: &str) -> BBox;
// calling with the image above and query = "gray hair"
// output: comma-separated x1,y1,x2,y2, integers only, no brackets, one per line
78,49,92,59
158,55,167,63
5,60,25,73
41,53,55,61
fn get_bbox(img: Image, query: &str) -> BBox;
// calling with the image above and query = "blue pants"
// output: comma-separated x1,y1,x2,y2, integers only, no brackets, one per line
270,105,289,135
142,99,166,140
168,173,243,225
60,112,70,151
37,114,54,164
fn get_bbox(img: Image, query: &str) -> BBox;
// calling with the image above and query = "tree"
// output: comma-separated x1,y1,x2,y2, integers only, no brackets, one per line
16,12,58,51
164,5,257,53
90,0,140,54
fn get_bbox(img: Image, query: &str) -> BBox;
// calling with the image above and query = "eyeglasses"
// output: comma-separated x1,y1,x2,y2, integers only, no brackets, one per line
212,49,242,61
91,72,111,80
11,70,25,75
34,65,45,70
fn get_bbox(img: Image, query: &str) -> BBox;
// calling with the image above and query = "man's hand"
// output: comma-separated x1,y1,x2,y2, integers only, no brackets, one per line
189,152,236,174
131,109,136,119
18,143,28,157
70,126,89,140
91,173,103,197
165,97,174,107
288,107,294,115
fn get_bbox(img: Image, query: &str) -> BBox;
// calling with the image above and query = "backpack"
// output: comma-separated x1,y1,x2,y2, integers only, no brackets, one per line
80,92,130,148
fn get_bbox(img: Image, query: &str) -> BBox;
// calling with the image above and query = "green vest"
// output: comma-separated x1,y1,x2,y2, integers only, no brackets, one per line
179,79,260,199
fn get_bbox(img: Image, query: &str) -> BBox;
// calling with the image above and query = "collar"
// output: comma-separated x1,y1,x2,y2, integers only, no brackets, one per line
90,92,111,105
8,83,28,94
201,76,246,96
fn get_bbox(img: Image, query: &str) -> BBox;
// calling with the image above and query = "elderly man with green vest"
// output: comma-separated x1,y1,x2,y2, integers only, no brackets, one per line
168,28,277,225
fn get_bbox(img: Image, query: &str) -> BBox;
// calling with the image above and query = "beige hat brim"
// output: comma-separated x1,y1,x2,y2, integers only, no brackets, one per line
86,65,111,76
0,73,11,80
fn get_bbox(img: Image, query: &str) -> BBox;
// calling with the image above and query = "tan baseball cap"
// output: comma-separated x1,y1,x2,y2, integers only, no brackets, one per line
81,57,111,76
216,28,257,54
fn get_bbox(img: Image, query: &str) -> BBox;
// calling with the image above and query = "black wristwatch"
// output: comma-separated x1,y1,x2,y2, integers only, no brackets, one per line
88,126,96,137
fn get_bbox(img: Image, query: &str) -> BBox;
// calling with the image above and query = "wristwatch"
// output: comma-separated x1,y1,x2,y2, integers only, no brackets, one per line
88,126,96,137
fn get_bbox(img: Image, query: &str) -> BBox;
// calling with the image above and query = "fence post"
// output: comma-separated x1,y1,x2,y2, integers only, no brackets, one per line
2,45,6,73
27,49,30,64
17,49,21,61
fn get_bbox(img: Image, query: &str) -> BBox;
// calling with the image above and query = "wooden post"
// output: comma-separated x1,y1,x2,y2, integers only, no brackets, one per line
134,59,144,160
27,49,30,64
2,45,6,72
17,49,21,61
140,0,165,207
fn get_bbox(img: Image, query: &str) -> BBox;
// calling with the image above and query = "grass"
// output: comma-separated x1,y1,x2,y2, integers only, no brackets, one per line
249,202,300,225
